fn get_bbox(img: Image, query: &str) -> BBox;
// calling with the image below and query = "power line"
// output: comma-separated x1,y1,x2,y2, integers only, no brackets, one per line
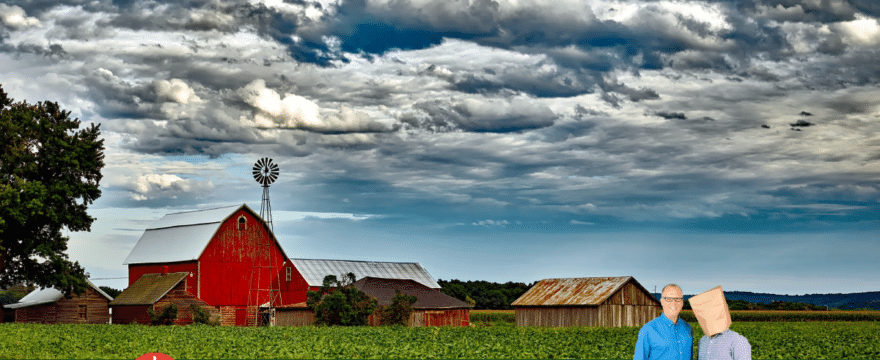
89,277,127,280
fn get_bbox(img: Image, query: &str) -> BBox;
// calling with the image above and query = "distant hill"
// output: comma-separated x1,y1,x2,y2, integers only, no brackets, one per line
651,291,880,310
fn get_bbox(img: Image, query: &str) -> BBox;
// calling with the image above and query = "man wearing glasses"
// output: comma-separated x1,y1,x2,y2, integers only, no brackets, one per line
633,284,693,360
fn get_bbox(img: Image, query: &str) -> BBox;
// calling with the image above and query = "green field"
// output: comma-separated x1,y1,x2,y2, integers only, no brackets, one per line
1,322,879,359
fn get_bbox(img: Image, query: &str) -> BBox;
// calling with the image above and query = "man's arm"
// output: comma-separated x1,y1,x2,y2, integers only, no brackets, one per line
633,328,650,360
731,334,751,360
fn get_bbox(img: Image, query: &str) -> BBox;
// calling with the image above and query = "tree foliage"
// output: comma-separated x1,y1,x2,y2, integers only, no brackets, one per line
98,286,121,299
375,290,418,326
306,273,377,326
0,84,105,297
147,303,178,325
438,279,534,310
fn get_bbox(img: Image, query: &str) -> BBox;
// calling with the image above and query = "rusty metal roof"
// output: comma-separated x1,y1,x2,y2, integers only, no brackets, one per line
123,204,289,265
351,277,473,309
109,272,188,306
4,280,112,309
511,276,637,307
291,259,440,289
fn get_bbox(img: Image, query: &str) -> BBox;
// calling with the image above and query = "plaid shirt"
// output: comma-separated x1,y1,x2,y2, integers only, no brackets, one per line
697,329,751,360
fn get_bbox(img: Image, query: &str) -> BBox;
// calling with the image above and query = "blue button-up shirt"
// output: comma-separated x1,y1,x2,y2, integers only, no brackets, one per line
634,315,693,360
697,329,751,360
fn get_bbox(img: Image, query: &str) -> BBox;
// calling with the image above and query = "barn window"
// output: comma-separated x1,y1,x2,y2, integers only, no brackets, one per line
78,305,87,321
238,215,247,231
286,267,292,282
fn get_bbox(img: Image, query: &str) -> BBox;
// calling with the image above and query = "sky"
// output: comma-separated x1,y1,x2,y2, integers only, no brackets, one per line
2,0,878,296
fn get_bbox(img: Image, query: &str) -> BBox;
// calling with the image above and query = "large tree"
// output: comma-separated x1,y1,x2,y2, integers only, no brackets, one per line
0,84,104,296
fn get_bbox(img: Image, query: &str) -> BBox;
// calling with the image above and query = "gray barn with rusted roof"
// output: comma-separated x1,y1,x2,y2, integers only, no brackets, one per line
511,276,660,327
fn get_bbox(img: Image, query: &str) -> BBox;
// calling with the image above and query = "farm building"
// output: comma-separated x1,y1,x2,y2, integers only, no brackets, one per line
274,277,470,327
3,280,113,324
352,277,472,327
122,204,308,326
120,204,444,326
274,302,313,327
291,259,441,291
511,276,660,327
110,271,219,325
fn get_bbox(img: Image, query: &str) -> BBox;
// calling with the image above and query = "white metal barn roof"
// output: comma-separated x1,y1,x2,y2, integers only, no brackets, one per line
4,280,113,309
123,204,285,265
291,259,440,289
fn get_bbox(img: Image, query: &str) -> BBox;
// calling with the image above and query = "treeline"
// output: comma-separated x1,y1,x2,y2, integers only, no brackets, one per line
681,298,833,311
438,279,535,310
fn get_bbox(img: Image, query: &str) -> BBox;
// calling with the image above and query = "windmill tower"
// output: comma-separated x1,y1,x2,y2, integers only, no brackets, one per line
252,157,279,231
249,157,281,326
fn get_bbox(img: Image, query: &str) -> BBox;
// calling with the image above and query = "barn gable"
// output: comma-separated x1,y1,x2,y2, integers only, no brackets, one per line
123,204,288,265
511,276,659,307
511,276,661,327
291,259,440,289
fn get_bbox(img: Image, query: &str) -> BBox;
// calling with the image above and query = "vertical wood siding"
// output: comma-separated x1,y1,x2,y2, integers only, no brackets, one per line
366,309,471,327
13,287,110,324
198,210,309,307
515,280,661,327
275,308,315,326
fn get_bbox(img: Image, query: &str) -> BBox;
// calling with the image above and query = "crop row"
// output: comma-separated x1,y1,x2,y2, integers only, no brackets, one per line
679,310,880,322
472,310,880,324
1,322,879,359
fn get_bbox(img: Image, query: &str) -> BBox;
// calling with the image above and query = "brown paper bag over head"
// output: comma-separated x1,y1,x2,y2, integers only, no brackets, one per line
688,285,731,336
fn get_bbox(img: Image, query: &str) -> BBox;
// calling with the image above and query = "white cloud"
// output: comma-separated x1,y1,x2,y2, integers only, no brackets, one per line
154,79,202,104
237,79,389,132
0,4,41,30
832,16,880,45
472,219,509,226
127,173,215,201
570,220,596,225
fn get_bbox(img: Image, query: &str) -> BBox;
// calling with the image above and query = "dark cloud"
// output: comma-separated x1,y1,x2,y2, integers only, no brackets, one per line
655,111,687,120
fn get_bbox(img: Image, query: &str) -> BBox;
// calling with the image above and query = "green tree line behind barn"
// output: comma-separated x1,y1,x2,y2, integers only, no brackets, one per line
438,279,535,310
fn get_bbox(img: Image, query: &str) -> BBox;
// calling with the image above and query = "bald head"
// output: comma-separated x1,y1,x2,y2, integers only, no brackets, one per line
661,283,684,323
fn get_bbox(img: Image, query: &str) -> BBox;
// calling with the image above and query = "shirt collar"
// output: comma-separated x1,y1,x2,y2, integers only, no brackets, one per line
710,329,730,338
659,314,680,326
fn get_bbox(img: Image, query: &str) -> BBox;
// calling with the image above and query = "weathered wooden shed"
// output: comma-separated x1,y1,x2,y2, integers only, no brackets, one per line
110,272,220,325
511,276,660,327
274,302,314,327
352,277,473,327
123,204,308,326
3,280,113,324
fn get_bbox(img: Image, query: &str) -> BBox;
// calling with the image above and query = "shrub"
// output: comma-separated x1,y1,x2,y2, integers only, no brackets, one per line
190,304,218,326
307,273,377,326
148,303,178,325
376,290,418,326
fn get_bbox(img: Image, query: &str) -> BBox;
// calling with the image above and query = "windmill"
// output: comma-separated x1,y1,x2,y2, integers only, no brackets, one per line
249,157,280,325
252,157,279,231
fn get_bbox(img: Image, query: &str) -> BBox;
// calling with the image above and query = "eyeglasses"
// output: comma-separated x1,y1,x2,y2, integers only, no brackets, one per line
662,297,683,303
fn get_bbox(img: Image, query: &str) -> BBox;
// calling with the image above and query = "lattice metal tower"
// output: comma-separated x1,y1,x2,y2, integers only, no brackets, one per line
249,157,281,326
252,157,279,231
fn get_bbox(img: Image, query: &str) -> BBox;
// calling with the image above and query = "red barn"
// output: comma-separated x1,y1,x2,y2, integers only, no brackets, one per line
120,204,309,326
